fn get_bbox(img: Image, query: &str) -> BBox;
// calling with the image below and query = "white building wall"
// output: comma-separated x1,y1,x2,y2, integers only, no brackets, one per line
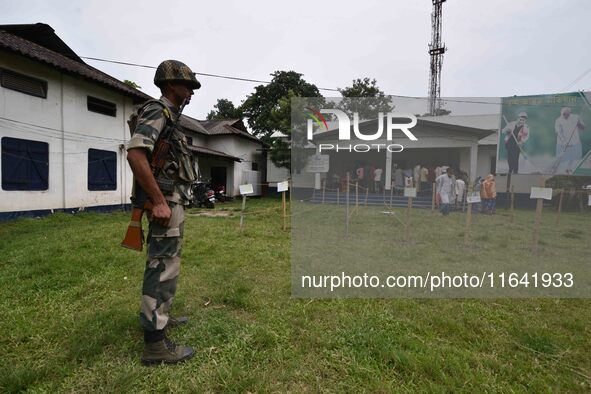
0,53,135,213
207,135,263,196
477,145,497,178
266,156,290,186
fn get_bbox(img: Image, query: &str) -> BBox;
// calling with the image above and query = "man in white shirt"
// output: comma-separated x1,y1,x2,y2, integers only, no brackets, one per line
436,167,455,215
373,167,383,193
555,107,585,174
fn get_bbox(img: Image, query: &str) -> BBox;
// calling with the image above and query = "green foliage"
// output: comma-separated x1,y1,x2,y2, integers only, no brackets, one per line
206,98,243,120
240,71,323,170
337,77,394,119
241,70,322,142
123,80,141,89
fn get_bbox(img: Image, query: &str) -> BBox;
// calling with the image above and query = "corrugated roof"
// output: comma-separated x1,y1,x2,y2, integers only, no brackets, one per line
0,28,150,102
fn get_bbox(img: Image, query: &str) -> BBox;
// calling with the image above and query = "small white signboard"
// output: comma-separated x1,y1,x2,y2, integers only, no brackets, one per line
404,188,417,198
277,181,289,192
467,192,481,204
305,154,329,173
530,187,553,200
239,184,254,195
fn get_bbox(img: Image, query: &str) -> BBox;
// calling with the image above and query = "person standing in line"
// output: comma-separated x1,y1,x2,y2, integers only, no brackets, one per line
394,166,404,189
435,165,442,178
436,167,454,216
479,177,488,213
483,174,497,214
472,176,482,212
373,167,383,194
420,166,430,194
413,164,421,192
455,175,466,208
356,164,364,186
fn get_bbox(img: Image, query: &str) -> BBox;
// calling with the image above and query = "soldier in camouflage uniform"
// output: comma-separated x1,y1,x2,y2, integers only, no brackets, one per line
127,60,200,365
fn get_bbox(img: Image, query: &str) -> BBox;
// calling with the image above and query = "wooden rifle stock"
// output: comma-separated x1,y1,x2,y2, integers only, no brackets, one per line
121,201,153,251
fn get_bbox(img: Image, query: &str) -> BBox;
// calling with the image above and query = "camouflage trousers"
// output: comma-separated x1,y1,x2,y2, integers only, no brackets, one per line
139,202,184,332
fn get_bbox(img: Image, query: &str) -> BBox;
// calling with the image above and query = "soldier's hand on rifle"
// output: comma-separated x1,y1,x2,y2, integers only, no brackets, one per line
151,202,172,227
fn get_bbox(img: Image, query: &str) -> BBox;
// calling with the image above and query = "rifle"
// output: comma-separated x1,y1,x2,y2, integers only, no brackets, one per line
121,99,186,251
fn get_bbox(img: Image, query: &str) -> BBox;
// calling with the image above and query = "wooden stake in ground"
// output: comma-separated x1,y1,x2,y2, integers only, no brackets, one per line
282,190,286,231
355,181,359,213
510,185,515,224
464,186,473,246
322,180,326,204
345,172,350,237
389,184,394,208
239,194,247,230
531,177,546,253
364,187,369,206
403,194,413,242
556,189,563,226
462,188,467,213
505,172,512,210
431,182,436,213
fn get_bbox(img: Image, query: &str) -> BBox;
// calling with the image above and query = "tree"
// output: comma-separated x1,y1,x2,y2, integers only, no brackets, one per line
241,71,322,143
206,98,243,120
337,77,393,119
267,91,317,172
123,80,141,89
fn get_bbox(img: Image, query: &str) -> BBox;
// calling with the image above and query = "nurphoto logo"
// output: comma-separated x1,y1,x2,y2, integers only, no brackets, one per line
305,108,419,153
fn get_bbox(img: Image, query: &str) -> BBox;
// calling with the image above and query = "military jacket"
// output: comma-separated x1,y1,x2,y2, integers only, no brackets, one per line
127,96,197,204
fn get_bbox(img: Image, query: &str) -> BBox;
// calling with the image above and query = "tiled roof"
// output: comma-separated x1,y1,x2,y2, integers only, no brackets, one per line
0,29,150,102
179,116,264,145
179,115,210,135
199,119,264,144
187,145,242,161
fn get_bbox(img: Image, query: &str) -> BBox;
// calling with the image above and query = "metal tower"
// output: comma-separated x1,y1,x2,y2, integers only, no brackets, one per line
428,0,446,115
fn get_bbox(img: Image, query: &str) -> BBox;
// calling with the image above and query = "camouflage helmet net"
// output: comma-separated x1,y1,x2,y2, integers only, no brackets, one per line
154,60,201,89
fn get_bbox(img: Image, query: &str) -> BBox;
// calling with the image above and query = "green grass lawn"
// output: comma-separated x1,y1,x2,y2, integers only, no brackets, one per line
0,198,589,392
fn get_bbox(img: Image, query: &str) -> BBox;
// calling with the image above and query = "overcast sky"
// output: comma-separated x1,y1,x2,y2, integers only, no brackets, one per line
2,0,591,120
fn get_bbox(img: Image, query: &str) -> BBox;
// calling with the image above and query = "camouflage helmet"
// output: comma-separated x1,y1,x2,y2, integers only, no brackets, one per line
154,60,201,89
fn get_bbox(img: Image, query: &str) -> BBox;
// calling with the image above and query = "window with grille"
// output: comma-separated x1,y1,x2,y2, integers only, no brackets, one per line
88,148,117,190
1,137,49,190
0,68,47,98
87,96,117,117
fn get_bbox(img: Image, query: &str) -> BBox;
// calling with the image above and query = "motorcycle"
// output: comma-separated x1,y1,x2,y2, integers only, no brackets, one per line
213,184,232,202
191,180,215,209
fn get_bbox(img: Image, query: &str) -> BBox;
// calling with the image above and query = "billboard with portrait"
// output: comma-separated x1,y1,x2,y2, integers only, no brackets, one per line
496,92,591,175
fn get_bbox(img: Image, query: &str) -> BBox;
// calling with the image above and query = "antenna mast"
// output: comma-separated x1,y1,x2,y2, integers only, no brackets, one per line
428,0,446,115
